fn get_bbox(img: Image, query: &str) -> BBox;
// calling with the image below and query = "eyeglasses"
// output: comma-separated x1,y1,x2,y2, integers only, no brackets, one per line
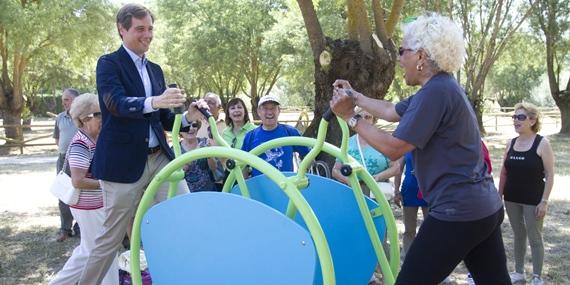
511,114,528,121
83,112,101,121
86,112,101,118
190,122,200,128
398,47,414,56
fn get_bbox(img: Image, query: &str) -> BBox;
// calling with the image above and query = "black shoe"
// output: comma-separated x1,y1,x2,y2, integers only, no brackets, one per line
122,235,130,250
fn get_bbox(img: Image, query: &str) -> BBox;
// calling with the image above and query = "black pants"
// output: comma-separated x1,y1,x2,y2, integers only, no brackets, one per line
395,208,511,285
56,153,79,234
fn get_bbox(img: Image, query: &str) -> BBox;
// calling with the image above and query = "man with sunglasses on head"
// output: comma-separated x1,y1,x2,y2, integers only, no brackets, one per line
78,4,206,284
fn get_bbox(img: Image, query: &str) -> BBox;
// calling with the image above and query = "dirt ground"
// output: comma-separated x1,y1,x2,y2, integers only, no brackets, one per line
0,117,569,284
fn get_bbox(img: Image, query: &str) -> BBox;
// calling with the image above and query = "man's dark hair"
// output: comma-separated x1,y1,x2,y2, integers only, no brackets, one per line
116,3,154,38
63,88,80,97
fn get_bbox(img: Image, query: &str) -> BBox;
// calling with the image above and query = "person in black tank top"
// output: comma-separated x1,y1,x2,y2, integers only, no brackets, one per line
503,135,545,204
499,103,555,285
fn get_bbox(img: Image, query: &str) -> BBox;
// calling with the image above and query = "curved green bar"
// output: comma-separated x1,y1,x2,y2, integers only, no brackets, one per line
130,147,335,285
167,114,184,199
241,136,400,284
296,118,329,186
285,118,330,218
208,116,230,148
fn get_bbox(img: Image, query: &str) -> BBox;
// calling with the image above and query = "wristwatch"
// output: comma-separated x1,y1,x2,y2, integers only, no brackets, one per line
347,114,362,128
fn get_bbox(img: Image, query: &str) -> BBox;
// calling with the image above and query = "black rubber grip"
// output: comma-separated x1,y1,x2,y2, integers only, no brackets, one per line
167,83,185,114
197,107,212,119
323,108,334,122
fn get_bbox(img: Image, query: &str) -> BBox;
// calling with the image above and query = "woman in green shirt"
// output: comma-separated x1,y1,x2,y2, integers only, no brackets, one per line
222,98,256,149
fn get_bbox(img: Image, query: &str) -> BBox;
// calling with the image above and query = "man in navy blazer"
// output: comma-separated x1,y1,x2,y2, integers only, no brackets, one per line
79,4,205,284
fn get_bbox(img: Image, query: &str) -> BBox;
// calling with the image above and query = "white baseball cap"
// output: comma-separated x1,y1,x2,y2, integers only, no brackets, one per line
258,95,280,106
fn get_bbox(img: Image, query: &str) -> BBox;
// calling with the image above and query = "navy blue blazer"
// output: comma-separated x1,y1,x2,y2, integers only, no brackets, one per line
92,46,178,183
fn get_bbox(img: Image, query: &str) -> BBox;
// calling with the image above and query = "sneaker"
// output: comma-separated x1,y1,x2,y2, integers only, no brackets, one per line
531,274,543,285
467,273,476,285
510,271,527,283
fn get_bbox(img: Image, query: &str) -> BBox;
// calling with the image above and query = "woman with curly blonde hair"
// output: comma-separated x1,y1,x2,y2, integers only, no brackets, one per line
499,102,554,285
330,13,510,284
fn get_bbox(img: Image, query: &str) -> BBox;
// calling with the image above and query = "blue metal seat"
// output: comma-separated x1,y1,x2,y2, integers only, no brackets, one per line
141,192,317,285
232,173,387,285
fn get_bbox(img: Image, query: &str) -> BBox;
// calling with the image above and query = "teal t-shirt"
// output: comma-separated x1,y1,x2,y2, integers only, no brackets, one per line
343,134,390,176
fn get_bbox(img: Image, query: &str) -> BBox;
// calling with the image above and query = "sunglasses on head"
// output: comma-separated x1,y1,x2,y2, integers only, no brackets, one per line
398,47,414,56
511,114,528,121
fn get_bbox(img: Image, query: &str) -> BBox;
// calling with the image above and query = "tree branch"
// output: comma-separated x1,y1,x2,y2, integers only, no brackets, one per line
296,0,325,60
347,0,372,54
371,0,388,45
385,0,405,37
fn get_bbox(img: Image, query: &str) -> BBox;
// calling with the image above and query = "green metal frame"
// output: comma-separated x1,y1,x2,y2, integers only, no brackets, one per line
130,113,400,285
223,117,400,283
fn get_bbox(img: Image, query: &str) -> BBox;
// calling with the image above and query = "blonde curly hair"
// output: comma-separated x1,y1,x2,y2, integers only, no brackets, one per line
403,13,466,73
70,93,100,128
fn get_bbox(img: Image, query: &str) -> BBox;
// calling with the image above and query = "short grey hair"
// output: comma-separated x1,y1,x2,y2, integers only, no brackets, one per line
63,88,80,98
70,93,100,128
203,92,222,107
403,13,466,73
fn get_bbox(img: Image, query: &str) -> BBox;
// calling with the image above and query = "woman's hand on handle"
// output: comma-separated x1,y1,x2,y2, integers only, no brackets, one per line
330,87,356,121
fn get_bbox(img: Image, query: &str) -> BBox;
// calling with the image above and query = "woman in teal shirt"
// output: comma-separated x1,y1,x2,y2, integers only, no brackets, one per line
332,109,400,197
222,98,256,149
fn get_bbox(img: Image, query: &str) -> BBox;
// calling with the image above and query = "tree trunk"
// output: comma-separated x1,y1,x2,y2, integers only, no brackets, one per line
303,38,396,166
22,117,32,132
560,104,570,134
467,87,488,135
554,91,570,134
251,96,260,120
2,111,22,144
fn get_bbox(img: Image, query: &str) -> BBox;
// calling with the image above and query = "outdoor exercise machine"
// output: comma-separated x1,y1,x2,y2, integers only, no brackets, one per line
129,106,400,285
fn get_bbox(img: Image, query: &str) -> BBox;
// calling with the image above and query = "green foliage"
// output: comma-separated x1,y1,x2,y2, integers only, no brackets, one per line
487,33,546,107
276,0,347,108
157,0,291,106
0,0,116,115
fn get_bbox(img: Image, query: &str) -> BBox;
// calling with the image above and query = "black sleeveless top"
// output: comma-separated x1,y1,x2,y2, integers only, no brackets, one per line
503,135,545,205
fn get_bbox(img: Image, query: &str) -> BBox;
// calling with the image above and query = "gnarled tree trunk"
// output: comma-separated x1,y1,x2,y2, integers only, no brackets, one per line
297,0,400,167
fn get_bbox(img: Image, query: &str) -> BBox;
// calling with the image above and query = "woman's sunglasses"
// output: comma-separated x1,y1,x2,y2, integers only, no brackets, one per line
86,112,101,118
398,47,414,56
190,122,200,128
511,114,528,121
82,112,101,121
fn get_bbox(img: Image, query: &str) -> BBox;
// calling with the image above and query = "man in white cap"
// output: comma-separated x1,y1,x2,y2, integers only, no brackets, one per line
241,94,309,177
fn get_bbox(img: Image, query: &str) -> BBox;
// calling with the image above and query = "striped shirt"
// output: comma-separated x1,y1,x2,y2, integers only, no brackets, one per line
67,130,103,210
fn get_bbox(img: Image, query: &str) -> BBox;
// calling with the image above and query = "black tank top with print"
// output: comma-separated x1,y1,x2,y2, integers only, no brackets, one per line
503,135,544,205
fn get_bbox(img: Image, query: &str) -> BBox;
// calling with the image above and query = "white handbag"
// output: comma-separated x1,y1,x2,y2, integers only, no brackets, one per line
49,150,80,205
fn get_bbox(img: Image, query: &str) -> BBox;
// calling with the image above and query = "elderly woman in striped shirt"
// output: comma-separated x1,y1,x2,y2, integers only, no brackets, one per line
49,93,118,285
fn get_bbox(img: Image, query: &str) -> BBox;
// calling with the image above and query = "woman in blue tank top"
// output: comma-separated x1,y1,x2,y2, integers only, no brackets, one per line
499,103,555,285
